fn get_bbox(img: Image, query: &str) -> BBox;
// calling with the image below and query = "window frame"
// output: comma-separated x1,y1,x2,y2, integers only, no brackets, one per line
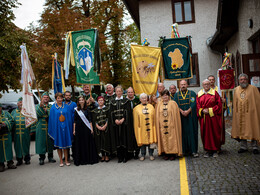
171,0,195,25
187,53,200,87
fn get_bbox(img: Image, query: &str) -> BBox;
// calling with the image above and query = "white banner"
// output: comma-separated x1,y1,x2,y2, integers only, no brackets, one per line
20,45,37,127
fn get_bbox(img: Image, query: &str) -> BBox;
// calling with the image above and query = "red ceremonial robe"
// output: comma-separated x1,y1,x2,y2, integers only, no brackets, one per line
197,88,222,151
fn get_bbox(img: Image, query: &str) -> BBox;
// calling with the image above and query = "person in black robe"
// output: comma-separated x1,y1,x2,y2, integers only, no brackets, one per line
110,85,134,163
104,84,116,106
73,96,99,166
125,87,141,159
92,96,110,162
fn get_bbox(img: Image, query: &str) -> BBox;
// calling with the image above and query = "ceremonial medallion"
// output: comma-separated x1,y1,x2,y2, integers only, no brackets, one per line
163,110,168,117
59,114,65,122
240,91,245,99
143,106,148,114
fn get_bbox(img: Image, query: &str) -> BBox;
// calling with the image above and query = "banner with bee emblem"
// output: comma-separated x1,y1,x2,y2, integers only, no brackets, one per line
64,29,100,84
161,37,192,80
131,45,162,95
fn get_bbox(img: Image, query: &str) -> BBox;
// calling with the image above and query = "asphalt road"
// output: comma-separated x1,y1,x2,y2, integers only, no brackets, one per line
0,141,181,195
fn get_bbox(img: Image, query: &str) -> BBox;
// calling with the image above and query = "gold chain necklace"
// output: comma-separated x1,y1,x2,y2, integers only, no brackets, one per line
180,90,188,99
55,103,65,122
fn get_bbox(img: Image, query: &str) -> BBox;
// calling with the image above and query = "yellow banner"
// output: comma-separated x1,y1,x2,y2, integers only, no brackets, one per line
131,45,161,95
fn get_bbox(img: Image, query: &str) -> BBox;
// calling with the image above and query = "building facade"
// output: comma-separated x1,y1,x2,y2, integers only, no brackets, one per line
124,0,260,92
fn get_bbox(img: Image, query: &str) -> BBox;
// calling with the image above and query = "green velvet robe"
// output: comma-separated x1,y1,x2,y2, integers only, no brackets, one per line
35,104,54,155
11,108,31,158
174,90,198,154
0,111,14,163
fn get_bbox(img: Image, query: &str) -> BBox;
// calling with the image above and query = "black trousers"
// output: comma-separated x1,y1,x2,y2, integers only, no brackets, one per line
39,153,53,160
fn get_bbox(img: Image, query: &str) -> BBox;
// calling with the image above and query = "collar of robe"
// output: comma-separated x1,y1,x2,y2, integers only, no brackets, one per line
115,96,123,100
198,88,215,97
98,105,106,109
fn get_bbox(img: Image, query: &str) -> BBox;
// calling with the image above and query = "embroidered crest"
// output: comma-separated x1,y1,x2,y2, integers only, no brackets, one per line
190,97,195,102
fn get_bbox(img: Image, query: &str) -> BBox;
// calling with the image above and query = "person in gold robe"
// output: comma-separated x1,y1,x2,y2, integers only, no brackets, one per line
231,73,260,154
155,89,182,160
133,93,157,161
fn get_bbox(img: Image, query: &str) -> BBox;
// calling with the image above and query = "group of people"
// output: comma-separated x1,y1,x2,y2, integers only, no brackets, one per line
0,73,259,172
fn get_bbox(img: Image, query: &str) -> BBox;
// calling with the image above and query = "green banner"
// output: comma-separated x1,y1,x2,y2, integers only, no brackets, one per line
161,37,192,80
71,29,100,84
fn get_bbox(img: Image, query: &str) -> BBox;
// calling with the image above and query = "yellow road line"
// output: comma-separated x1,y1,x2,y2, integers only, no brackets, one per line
179,157,189,195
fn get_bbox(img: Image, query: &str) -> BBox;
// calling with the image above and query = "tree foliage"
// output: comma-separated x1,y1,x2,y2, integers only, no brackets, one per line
0,0,140,95
29,0,140,90
0,0,30,94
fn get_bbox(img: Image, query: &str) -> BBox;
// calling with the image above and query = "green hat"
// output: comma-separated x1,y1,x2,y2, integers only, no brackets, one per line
42,92,49,97
18,97,23,102
0,103,2,108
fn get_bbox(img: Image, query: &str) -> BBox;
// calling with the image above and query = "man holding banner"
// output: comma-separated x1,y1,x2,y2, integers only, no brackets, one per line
174,80,198,157
35,92,56,165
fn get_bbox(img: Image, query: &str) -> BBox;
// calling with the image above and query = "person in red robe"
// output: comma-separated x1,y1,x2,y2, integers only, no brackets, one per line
197,79,223,158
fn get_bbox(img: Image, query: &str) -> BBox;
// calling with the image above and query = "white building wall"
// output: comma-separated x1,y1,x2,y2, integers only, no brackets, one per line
227,0,260,65
139,0,220,92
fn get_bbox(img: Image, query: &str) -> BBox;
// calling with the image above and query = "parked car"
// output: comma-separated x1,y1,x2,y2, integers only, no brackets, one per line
0,89,55,106
1,103,17,113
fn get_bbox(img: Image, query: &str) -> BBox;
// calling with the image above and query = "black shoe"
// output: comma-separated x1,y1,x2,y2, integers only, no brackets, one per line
253,149,259,154
0,165,5,172
39,159,44,165
16,161,23,166
118,158,123,163
25,161,31,165
48,158,56,163
123,158,127,163
238,148,248,153
7,164,17,169
134,154,139,159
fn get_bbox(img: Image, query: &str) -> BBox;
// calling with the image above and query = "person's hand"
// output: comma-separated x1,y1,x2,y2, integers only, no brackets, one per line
120,118,125,124
115,119,120,125
221,97,226,103
40,99,44,108
89,97,95,103
91,129,94,134
73,130,75,135
203,108,209,114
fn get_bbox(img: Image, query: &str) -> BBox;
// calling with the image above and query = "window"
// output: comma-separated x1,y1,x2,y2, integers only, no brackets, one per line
172,0,195,24
187,53,200,87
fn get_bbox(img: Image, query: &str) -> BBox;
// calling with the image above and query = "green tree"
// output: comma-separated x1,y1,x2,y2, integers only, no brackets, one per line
29,0,140,91
0,0,31,94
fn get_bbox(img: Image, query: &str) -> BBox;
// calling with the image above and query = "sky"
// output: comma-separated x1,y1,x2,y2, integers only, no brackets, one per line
13,0,45,29
13,0,133,30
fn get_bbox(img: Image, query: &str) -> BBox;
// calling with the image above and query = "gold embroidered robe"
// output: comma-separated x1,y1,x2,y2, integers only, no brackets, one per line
231,85,260,141
155,100,182,156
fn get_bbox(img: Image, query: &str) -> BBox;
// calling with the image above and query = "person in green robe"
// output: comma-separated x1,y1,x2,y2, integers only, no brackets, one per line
81,84,98,111
174,80,198,157
0,103,17,172
11,97,31,165
35,92,56,165
125,87,140,159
